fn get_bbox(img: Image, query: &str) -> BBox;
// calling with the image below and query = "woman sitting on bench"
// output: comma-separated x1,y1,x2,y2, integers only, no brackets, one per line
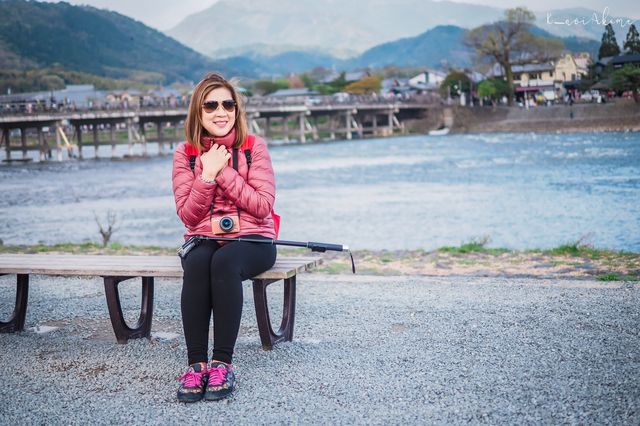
172,72,277,403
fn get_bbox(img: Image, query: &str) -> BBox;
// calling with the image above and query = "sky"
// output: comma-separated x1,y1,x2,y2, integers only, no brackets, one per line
40,0,640,30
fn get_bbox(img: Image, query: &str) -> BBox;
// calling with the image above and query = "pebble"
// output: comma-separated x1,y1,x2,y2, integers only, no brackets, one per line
0,274,638,424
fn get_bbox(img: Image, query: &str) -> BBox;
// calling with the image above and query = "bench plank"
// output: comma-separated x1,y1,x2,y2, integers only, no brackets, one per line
0,253,322,349
0,254,321,280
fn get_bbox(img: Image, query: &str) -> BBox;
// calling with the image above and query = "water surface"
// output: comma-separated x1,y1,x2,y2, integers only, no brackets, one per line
1,132,638,251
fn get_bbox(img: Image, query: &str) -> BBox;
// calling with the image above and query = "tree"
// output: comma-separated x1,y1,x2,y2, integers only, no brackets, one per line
465,7,564,105
300,72,316,89
599,23,621,59
477,80,497,105
252,79,288,96
314,72,349,95
344,76,382,95
623,24,640,55
611,64,640,102
440,71,472,98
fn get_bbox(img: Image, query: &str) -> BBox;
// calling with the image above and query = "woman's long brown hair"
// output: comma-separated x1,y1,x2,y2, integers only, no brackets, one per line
184,72,248,152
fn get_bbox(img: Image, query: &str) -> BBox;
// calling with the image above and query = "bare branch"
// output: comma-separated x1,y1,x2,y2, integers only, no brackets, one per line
94,210,118,248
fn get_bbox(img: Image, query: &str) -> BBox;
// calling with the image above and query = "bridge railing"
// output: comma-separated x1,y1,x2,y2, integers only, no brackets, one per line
1,93,442,118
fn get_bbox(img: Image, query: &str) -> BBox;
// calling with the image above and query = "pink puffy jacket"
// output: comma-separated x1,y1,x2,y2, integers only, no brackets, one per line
172,129,276,241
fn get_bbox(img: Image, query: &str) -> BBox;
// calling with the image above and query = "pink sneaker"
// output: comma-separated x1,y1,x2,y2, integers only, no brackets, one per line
177,362,208,403
204,360,235,401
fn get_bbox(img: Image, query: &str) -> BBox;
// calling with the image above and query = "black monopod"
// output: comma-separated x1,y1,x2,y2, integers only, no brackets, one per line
178,236,356,273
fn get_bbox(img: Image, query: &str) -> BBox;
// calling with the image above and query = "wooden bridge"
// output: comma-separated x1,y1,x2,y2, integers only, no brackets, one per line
0,101,433,162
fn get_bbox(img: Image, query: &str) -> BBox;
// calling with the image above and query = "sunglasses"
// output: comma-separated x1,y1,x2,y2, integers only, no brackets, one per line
202,99,237,113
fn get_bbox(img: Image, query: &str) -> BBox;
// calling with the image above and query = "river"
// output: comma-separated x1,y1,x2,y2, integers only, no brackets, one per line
1,131,639,251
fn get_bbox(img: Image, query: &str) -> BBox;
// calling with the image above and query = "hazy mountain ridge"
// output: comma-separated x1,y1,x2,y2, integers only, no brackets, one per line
241,25,600,75
168,0,633,59
167,0,505,57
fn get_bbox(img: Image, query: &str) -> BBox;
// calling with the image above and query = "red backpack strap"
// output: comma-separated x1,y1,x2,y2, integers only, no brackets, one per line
184,142,198,172
241,135,279,238
242,135,255,168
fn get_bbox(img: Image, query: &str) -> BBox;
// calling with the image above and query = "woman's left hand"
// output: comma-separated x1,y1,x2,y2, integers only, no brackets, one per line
200,144,231,181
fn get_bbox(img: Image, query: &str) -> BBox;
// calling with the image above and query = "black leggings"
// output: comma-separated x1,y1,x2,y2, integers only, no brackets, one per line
180,235,277,365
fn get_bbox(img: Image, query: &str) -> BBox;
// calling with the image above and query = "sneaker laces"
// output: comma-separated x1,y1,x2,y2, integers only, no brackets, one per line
179,367,205,388
208,365,228,386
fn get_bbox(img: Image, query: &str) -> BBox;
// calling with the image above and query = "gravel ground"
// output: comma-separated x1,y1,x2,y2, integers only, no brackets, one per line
0,273,638,425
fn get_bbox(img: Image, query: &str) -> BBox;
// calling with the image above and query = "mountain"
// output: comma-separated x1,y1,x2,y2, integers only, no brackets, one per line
324,25,597,72
167,0,634,60
236,49,346,76
350,25,472,70
167,0,504,58
528,26,601,59
0,0,259,84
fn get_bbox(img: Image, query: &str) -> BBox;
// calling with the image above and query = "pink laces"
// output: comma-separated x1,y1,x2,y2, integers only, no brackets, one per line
179,368,205,388
208,365,228,386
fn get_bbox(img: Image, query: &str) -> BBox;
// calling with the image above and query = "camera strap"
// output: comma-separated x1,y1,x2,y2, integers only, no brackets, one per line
231,148,241,217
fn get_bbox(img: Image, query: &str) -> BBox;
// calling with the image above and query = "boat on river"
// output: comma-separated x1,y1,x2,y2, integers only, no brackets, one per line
428,126,450,136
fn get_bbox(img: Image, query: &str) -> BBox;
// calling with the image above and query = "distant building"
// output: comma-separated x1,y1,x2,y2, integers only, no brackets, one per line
267,88,319,102
490,53,587,101
381,78,412,96
573,52,592,76
0,84,106,112
594,56,614,76
344,70,371,82
105,89,142,108
319,70,371,84
408,69,446,91
611,54,640,69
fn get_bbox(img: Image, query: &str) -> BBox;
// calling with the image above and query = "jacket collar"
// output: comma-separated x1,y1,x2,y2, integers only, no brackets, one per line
201,128,237,151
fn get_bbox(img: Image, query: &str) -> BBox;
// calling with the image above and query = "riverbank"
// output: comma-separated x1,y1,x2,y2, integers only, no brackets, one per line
405,100,640,134
2,241,638,281
452,101,640,134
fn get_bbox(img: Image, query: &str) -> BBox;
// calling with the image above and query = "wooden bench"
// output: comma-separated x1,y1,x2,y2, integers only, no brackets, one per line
0,254,320,350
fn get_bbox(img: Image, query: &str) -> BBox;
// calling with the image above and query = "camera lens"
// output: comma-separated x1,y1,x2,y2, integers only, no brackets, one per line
220,216,234,232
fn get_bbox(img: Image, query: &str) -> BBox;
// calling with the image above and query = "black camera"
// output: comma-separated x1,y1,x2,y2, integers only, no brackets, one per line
220,216,234,232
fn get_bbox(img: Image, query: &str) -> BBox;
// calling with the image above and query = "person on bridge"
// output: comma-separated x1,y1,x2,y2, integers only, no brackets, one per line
172,72,277,403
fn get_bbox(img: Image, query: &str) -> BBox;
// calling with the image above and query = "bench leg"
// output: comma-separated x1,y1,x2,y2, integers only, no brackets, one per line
103,276,154,344
252,276,296,350
0,274,29,333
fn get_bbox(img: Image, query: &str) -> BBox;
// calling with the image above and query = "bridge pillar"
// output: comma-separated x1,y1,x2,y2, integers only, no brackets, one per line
283,116,289,143
139,122,147,156
388,110,394,135
298,113,306,143
127,119,134,156
3,128,10,161
311,117,319,141
75,124,83,160
372,114,378,136
92,124,99,158
37,127,46,161
329,115,336,140
20,128,29,159
265,117,272,139
157,121,165,155
110,123,116,158
345,112,352,140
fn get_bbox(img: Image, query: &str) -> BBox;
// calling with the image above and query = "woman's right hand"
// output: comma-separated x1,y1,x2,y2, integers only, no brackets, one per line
200,144,231,181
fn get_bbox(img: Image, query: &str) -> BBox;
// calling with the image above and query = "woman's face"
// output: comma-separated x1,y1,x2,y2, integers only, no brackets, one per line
201,87,236,137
